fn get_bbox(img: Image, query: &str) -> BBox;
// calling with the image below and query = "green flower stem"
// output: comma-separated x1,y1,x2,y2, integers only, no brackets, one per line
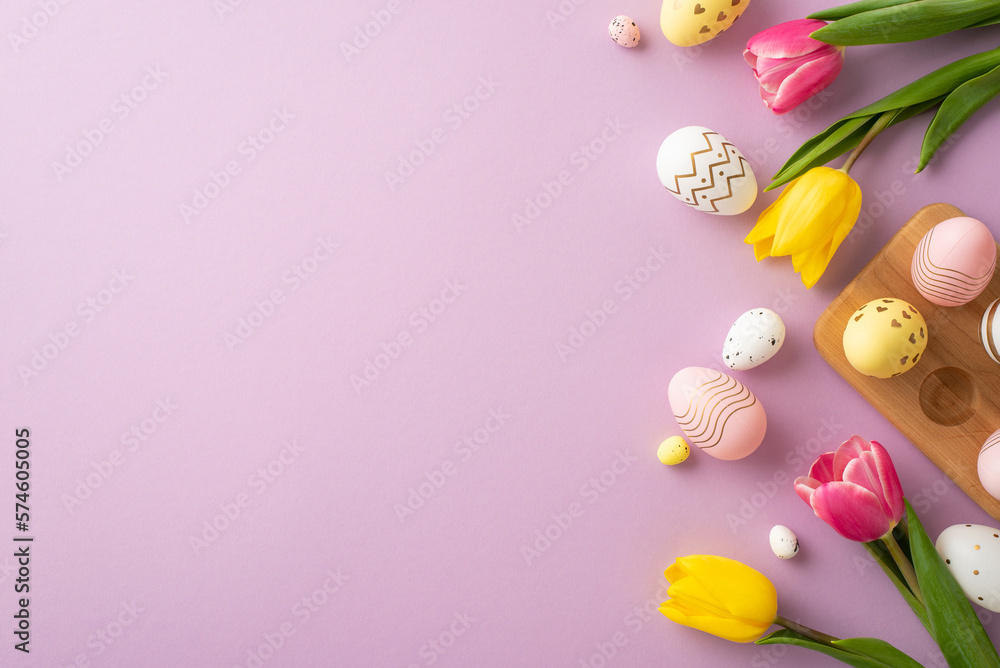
839,110,900,173
882,532,925,608
774,616,840,646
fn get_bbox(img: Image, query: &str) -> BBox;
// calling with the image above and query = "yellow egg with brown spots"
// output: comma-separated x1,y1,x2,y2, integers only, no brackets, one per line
658,436,690,465
843,298,928,378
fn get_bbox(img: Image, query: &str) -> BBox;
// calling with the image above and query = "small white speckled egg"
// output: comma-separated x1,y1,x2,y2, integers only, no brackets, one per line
656,126,757,215
769,525,799,559
723,308,786,371
609,15,640,47
936,523,1000,613
657,436,690,465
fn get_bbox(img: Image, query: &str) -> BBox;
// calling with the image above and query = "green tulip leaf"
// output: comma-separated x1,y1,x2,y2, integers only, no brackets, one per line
757,630,926,668
919,62,1000,171
863,540,930,630
835,638,927,668
811,0,1000,46
768,101,940,189
846,47,1000,118
809,0,918,22
766,45,1000,188
768,117,873,190
905,500,1000,668
967,14,1000,28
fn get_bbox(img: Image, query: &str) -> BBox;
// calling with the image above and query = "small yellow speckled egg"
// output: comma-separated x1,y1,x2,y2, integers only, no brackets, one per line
658,436,690,465
843,298,928,378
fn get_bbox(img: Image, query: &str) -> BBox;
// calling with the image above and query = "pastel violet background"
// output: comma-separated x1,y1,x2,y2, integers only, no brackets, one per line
2,0,1000,666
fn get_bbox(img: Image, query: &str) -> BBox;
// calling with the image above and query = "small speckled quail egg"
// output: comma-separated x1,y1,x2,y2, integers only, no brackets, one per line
723,308,786,370
936,523,1000,612
609,15,640,47
657,436,690,465
769,525,799,559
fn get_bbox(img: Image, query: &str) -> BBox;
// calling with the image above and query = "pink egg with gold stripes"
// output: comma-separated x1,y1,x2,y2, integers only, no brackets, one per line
981,298,1000,364
911,217,996,307
668,367,767,461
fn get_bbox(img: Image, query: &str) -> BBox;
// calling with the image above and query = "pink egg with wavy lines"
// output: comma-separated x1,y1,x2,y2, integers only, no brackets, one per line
911,216,996,307
668,367,766,461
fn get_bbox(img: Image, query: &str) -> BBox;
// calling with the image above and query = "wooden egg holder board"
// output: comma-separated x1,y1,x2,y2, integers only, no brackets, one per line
814,203,1000,521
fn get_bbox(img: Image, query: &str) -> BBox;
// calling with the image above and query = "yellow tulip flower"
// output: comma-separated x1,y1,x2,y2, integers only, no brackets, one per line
745,167,862,289
659,555,777,643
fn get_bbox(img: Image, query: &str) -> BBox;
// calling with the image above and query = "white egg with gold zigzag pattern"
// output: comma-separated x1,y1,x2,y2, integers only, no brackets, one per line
656,126,757,216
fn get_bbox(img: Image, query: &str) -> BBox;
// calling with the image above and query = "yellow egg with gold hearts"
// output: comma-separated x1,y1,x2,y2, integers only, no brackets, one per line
842,298,928,378
660,0,752,47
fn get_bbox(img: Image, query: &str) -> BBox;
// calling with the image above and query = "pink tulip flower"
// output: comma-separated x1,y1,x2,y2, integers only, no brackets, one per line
794,436,904,542
744,19,846,115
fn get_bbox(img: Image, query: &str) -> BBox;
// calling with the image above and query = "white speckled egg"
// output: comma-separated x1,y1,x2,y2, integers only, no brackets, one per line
979,430,1000,500
723,308,785,370
912,217,996,307
769,525,799,559
656,126,757,215
668,367,766,460
661,0,752,47
981,298,1000,364
936,523,1000,613
609,15,640,47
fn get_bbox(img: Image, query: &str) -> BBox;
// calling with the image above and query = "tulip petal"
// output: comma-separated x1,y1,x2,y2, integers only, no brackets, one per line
843,452,892,517
834,435,871,480
794,475,822,505
668,570,730,616
680,557,777,623
807,452,837,483
811,481,891,542
769,51,845,115
869,440,904,522
771,169,848,256
746,19,831,60
659,605,770,643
